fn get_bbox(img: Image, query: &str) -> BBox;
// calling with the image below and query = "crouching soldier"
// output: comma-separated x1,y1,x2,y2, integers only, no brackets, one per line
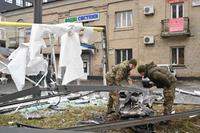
137,62,177,115
106,59,137,115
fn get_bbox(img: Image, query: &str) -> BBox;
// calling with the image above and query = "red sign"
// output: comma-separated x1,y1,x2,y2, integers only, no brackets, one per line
168,18,184,32
168,0,185,3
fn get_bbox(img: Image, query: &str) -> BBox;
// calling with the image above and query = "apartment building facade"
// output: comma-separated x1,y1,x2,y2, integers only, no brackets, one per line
1,0,200,78
0,0,56,12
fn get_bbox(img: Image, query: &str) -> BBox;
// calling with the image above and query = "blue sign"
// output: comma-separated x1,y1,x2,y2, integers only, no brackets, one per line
77,13,100,22
65,13,100,22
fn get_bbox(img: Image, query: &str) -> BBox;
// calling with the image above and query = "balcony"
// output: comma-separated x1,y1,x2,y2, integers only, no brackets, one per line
161,17,191,37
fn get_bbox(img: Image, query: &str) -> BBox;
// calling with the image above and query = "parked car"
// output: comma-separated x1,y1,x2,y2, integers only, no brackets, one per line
142,64,176,88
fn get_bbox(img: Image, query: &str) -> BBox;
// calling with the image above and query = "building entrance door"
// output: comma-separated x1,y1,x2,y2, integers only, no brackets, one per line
82,60,89,79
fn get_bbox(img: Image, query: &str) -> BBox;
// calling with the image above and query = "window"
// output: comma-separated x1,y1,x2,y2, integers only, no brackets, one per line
5,0,12,4
116,49,132,64
18,28,25,44
25,2,32,7
16,0,23,7
171,3,184,18
0,28,5,40
171,47,184,65
115,10,133,28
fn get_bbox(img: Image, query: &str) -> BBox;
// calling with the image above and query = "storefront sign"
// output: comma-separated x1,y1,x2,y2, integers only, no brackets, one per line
65,17,77,22
168,18,184,32
65,13,100,23
168,0,185,3
192,0,200,6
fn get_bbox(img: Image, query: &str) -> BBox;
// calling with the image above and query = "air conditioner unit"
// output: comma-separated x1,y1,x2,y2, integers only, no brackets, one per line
144,6,154,15
144,36,154,45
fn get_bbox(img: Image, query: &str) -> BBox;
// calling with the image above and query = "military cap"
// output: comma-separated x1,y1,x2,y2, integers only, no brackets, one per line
137,65,146,73
129,59,137,66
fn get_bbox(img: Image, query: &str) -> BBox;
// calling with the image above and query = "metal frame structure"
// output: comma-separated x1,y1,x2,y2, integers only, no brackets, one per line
0,21,107,85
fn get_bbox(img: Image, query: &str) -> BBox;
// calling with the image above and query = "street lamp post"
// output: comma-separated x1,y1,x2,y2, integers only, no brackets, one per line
33,0,42,23
32,0,42,98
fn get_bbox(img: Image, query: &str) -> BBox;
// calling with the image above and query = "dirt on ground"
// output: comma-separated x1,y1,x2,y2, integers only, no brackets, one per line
0,104,200,133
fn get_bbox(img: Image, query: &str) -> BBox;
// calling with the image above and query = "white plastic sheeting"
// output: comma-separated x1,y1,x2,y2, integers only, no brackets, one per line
7,43,29,91
6,23,94,90
80,27,94,44
7,43,47,91
30,23,84,85
59,31,84,85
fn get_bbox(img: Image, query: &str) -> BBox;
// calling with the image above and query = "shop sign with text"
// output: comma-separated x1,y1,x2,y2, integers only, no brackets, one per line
65,13,100,23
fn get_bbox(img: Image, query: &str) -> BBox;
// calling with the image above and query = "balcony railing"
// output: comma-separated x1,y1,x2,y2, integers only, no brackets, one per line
161,17,191,37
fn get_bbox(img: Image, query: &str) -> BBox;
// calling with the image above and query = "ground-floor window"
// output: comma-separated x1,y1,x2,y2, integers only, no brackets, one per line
115,49,132,64
171,47,184,65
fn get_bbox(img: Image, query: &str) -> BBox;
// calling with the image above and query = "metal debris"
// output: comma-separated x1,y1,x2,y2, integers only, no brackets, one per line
119,91,156,133
176,88,200,97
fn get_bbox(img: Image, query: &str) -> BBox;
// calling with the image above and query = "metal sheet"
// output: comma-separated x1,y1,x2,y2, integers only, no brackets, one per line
0,127,93,133
0,86,41,103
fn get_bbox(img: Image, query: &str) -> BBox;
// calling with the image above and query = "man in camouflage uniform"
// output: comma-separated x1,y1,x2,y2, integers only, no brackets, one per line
137,62,177,115
106,59,137,114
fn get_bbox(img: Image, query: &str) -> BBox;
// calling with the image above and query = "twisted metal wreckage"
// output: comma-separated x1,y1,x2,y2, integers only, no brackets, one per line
0,22,200,133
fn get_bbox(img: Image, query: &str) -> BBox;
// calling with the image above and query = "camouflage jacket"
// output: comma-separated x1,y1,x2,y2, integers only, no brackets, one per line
144,62,177,88
109,60,132,84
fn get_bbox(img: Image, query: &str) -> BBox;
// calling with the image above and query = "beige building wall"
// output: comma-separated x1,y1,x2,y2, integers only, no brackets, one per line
2,0,200,77
138,0,200,77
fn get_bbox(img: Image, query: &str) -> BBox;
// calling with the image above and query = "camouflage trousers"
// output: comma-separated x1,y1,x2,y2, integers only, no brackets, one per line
106,73,120,114
163,82,176,115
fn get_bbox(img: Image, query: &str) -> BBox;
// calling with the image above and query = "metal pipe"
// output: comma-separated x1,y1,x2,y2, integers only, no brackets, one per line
0,22,104,32
33,0,42,23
